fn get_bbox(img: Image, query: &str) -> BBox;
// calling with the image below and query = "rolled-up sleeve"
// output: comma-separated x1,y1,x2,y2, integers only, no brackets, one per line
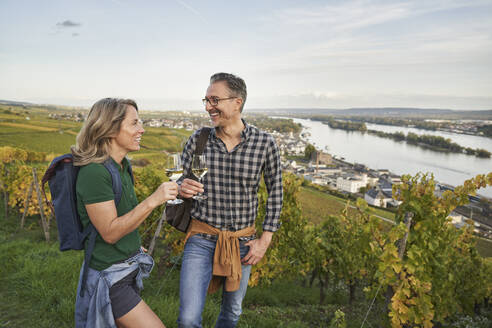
262,136,283,232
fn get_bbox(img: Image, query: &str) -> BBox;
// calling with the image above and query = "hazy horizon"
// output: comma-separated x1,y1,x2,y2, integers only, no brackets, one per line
3,97,492,113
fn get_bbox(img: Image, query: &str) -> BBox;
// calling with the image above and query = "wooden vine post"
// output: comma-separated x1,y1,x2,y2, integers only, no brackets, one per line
20,181,34,229
32,167,50,242
2,167,9,219
148,208,166,256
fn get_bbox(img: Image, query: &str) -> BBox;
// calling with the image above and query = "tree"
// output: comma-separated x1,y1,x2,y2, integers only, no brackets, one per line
305,144,316,161
373,172,492,327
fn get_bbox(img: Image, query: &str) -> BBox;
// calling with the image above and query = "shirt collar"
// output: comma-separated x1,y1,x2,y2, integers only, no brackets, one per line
110,156,129,173
240,119,252,141
211,119,251,142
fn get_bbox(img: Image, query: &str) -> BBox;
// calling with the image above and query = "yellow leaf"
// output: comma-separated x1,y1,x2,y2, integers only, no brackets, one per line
423,320,433,328
392,263,402,274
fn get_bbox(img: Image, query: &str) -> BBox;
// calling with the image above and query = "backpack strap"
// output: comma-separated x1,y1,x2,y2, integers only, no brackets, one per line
79,158,128,297
103,159,124,205
79,225,96,297
195,127,211,155
102,158,134,202
127,161,134,185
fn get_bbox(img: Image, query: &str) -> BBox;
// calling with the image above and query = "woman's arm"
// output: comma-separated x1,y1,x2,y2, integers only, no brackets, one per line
86,181,178,244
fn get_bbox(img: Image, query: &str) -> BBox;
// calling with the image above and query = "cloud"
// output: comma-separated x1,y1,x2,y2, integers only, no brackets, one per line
72,33,80,37
269,1,409,32
250,0,492,79
174,0,208,25
56,20,82,28
266,0,491,32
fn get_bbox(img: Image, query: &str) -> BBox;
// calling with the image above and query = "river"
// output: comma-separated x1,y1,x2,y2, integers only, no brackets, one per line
290,118,492,198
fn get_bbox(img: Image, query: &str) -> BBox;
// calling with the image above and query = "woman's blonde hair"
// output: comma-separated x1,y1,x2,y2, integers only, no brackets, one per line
71,98,138,166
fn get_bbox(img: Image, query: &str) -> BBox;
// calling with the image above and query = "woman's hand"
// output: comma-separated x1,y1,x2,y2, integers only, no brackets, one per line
178,178,204,199
151,181,178,206
86,182,179,245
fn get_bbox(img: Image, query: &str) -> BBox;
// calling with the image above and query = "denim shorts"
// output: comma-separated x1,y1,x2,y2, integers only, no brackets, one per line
109,269,141,319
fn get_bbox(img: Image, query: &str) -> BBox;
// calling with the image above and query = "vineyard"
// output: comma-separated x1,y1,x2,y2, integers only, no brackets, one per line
1,106,492,327
297,186,396,224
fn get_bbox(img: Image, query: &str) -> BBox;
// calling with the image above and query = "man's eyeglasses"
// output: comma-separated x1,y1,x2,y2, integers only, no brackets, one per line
202,97,236,106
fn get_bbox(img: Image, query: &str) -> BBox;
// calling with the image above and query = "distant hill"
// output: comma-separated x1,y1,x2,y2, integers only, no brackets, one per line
253,107,492,119
336,107,492,119
337,107,454,116
0,99,83,111
2,99,491,119
0,99,34,107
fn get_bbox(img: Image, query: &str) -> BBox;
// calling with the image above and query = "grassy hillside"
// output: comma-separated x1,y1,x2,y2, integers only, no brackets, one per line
1,197,490,327
0,105,191,161
0,201,385,328
298,186,396,224
477,238,492,257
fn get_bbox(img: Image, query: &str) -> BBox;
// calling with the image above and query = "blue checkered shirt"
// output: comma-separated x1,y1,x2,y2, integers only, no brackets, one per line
181,120,283,241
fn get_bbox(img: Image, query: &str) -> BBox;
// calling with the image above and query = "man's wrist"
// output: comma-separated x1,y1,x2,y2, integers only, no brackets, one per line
260,231,274,245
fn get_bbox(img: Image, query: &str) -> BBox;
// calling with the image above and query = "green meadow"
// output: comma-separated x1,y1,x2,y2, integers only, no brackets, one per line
0,105,191,157
298,186,396,224
0,199,384,328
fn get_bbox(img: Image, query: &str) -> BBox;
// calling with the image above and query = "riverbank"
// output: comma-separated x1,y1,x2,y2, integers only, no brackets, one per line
366,129,491,158
290,117,492,199
339,116,492,138
312,117,491,158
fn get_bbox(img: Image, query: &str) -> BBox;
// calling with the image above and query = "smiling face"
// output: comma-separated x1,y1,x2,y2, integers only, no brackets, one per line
111,105,145,155
205,81,243,128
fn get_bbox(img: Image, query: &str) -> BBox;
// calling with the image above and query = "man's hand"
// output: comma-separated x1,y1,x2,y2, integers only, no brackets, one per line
242,231,273,265
179,178,204,198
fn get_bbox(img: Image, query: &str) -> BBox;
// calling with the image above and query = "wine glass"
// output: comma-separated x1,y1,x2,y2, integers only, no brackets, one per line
192,154,208,201
165,153,184,205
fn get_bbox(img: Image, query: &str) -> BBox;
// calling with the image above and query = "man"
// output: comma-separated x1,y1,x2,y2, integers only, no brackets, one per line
177,72,283,328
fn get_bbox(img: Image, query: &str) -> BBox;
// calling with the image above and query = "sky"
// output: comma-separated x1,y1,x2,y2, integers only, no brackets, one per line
1,0,492,111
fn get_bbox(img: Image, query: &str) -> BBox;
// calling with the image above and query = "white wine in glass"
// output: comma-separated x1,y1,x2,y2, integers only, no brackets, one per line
192,167,208,179
165,169,184,181
192,154,208,201
166,153,184,205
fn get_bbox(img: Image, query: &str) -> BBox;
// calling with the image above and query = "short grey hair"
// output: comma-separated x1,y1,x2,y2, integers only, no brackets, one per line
210,72,247,112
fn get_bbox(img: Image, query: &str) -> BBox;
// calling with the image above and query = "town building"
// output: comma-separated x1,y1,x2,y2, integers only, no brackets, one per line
336,174,368,193
365,187,393,207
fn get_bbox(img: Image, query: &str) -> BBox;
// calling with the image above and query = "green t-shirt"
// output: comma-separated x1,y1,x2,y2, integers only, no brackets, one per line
76,157,141,271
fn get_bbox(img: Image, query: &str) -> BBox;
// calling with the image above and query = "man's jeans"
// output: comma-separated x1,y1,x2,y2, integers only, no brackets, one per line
177,235,252,328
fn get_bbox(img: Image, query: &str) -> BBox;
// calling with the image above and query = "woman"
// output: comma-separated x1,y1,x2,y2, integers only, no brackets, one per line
72,98,176,328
